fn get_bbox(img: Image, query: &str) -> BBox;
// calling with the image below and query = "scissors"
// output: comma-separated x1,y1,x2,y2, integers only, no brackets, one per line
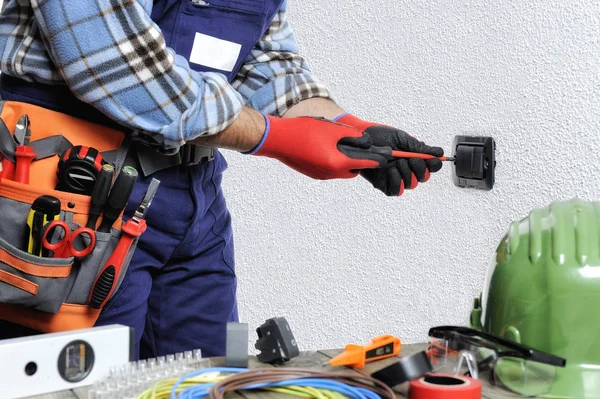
42,220,96,258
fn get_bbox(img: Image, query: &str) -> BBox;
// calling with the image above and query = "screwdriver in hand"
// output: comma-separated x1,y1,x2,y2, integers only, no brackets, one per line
368,146,455,162
391,150,454,162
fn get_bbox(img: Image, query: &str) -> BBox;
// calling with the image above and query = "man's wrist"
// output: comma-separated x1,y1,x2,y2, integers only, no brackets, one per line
191,107,266,152
242,111,270,154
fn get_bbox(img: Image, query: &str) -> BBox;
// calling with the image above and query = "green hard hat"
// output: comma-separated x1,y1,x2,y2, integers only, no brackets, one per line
471,198,600,398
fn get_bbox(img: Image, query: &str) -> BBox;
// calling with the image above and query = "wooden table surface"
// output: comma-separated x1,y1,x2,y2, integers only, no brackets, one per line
27,343,531,399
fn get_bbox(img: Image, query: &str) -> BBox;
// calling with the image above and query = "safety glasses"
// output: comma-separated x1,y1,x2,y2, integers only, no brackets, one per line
427,326,566,397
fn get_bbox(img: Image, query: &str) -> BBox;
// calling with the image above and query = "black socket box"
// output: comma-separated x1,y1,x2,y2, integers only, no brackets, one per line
451,136,496,190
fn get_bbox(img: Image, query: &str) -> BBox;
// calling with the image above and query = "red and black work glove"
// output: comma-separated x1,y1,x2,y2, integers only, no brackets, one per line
247,113,389,180
334,113,444,196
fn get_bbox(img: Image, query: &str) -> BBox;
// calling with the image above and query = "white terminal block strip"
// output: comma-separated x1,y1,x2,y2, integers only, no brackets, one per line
0,324,133,399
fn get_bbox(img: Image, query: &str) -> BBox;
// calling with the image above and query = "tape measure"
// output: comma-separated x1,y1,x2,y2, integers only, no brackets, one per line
56,146,106,195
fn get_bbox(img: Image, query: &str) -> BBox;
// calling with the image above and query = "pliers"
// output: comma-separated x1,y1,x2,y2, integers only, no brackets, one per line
0,114,30,181
0,114,37,183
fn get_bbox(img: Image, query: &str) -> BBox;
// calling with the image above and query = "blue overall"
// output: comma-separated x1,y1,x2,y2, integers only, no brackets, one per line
0,0,284,359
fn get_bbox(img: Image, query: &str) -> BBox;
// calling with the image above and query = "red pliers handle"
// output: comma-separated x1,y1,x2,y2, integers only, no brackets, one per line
1,114,35,183
88,177,159,309
14,145,37,184
0,157,15,181
88,217,146,309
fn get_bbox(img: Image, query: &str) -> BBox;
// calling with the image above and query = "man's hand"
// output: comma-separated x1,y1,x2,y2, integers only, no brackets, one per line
250,115,390,180
193,104,444,194
335,114,444,196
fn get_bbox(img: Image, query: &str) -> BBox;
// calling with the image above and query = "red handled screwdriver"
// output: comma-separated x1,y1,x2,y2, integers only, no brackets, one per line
391,150,454,162
367,146,454,162
89,213,145,308
89,178,159,309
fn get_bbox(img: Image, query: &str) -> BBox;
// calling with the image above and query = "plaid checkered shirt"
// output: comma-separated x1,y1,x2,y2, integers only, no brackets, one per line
0,0,331,151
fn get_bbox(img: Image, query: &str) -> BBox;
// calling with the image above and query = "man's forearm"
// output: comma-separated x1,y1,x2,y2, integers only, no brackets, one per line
282,98,345,120
191,107,266,152
191,98,344,152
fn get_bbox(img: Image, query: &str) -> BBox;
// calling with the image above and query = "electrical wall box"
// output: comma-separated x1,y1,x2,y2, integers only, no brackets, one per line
451,135,496,190
0,324,133,399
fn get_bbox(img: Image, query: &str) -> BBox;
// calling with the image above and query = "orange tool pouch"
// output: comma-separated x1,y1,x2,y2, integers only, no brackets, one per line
0,101,138,332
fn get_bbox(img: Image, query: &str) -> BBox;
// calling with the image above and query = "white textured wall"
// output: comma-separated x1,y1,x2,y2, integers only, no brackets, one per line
223,0,600,352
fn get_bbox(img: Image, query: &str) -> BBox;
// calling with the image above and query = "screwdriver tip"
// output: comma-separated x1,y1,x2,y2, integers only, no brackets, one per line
445,157,456,162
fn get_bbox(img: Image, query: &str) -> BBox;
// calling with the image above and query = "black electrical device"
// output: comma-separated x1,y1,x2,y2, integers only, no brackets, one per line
451,136,496,190
255,317,300,364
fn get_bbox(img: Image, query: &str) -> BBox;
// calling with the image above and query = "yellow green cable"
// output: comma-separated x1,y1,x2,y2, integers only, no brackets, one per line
137,375,352,399
138,376,225,399
267,386,347,399
267,385,328,398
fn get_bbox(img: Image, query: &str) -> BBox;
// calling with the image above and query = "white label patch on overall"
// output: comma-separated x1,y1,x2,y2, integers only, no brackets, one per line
189,33,242,72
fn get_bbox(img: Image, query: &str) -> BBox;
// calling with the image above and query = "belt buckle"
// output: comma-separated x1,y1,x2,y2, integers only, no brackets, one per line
181,143,215,166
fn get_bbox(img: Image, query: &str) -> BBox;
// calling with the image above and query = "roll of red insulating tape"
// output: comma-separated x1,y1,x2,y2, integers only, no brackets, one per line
409,373,482,399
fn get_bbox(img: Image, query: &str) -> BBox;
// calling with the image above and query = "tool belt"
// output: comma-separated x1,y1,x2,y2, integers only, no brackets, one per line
0,100,206,332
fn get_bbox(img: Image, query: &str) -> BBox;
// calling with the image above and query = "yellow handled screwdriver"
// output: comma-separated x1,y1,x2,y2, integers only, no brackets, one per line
26,196,61,256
